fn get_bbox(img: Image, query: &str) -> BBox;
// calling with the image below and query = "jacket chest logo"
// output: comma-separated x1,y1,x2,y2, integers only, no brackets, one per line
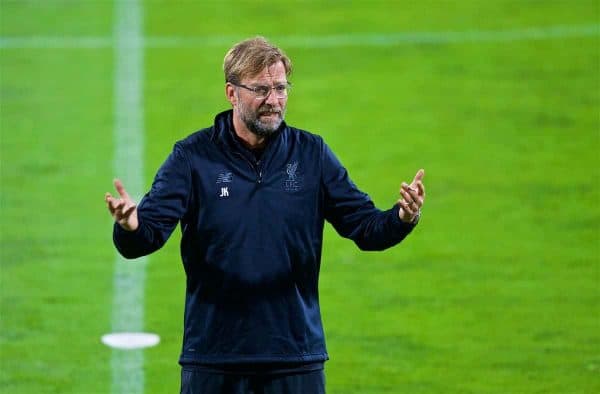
284,161,303,192
216,172,233,184
216,171,232,198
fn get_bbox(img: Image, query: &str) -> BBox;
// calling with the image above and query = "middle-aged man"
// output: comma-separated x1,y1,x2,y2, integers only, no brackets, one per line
105,36,426,394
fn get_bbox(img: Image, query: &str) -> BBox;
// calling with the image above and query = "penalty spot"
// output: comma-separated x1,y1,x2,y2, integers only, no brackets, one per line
101,332,160,350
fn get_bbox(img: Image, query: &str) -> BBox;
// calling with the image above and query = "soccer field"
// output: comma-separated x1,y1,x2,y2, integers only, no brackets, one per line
1,1,598,393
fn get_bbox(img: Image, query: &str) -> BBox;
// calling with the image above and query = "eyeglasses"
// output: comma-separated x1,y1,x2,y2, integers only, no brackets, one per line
231,82,292,100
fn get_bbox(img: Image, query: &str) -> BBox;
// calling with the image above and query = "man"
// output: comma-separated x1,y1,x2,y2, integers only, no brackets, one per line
105,36,425,394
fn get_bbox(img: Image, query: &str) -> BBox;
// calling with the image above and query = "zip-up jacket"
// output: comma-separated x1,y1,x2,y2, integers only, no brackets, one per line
113,110,418,366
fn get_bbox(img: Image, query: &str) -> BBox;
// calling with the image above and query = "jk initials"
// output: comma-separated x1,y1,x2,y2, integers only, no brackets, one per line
219,187,229,197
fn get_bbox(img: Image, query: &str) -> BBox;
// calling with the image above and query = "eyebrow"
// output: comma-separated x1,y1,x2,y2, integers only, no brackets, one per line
246,79,288,86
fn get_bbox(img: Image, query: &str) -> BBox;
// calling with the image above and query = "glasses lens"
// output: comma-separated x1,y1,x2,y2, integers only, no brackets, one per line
253,86,269,98
274,84,288,98
248,84,290,99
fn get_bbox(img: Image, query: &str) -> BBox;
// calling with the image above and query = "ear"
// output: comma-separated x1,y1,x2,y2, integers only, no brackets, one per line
225,83,237,107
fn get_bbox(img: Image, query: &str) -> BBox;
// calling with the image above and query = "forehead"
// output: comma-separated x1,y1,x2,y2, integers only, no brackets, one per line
244,61,287,84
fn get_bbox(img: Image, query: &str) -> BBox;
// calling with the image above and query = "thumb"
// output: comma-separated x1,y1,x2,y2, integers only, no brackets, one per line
412,169,425,185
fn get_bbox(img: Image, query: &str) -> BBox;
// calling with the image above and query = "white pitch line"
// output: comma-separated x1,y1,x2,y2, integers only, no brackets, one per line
0,35,111,48
149,24,600,48
0,24,597,49
111,1,146,394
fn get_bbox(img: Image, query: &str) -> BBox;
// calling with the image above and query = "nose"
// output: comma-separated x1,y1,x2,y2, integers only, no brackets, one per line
264,88,280,106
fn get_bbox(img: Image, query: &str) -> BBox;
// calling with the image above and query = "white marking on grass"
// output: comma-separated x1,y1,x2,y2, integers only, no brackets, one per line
148,24,600,48
0,24,597,49
0,35,111,48
102,333,160,350
108,2,150,394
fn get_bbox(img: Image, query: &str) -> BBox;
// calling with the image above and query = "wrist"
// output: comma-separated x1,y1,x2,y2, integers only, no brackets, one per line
410,209,421,224
398,207,420,224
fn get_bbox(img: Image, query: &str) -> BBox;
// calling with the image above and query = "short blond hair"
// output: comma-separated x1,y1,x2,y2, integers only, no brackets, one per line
223,36,292,84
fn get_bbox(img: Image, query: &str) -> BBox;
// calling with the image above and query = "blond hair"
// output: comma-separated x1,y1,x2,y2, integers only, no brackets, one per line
223,36,292,84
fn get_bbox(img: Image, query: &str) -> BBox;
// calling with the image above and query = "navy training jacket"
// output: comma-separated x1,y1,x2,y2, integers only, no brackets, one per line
113,110,417,366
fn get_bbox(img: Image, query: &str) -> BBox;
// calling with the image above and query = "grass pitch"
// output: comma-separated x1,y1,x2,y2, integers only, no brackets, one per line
1,1,598,393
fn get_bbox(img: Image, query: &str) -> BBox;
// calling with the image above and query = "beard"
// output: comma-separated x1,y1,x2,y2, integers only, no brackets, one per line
237,97,286,138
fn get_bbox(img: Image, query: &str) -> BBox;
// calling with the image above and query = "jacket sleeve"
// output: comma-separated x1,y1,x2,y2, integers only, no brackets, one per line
113,143,192,259
321,141,417,251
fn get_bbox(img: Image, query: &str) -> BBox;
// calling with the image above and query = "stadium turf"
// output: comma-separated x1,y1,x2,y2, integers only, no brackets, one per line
1,1,598,393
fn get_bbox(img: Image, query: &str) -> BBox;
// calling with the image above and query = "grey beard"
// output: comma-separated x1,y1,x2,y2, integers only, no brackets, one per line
244,115,283,137
236,90,285,138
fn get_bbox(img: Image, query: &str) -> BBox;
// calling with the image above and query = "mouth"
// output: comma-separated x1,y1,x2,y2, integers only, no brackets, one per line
259,111,280,119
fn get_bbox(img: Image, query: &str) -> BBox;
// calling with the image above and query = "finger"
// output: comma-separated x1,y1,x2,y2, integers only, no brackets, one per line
106,198,117,211
411,169,425,186
122,204,136,218
403,185,421,206
400,189,413,204
398,199,413,212
401,187,422,209
417,181,426,198
106,195,117,210
111,199,126,214
121,200,137,215
398,200,415,215
105,193,119,204
401,182,417,193
114,179,131,200
400,184,417,205
105,194,116,211
114,202,129,221
411,201,420,211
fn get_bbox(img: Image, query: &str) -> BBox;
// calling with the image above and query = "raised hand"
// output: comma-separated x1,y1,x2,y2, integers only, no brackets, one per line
105,179,139,231
397,169,426,223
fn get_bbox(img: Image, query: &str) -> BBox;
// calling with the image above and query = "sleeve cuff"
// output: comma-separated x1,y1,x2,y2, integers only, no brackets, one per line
112,219,149,256
391,204,419,230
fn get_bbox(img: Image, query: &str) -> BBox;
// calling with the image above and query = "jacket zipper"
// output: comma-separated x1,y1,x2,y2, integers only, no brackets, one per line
234,152,262,184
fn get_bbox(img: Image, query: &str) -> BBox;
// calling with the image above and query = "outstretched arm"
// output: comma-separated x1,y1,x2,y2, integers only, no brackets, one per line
106,143,191,259
322,141,424,251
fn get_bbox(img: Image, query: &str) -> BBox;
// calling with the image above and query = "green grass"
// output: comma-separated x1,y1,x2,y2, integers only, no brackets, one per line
1,0,599,393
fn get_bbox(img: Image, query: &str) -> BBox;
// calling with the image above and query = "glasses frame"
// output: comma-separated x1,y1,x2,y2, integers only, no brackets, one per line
230,81,292,100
